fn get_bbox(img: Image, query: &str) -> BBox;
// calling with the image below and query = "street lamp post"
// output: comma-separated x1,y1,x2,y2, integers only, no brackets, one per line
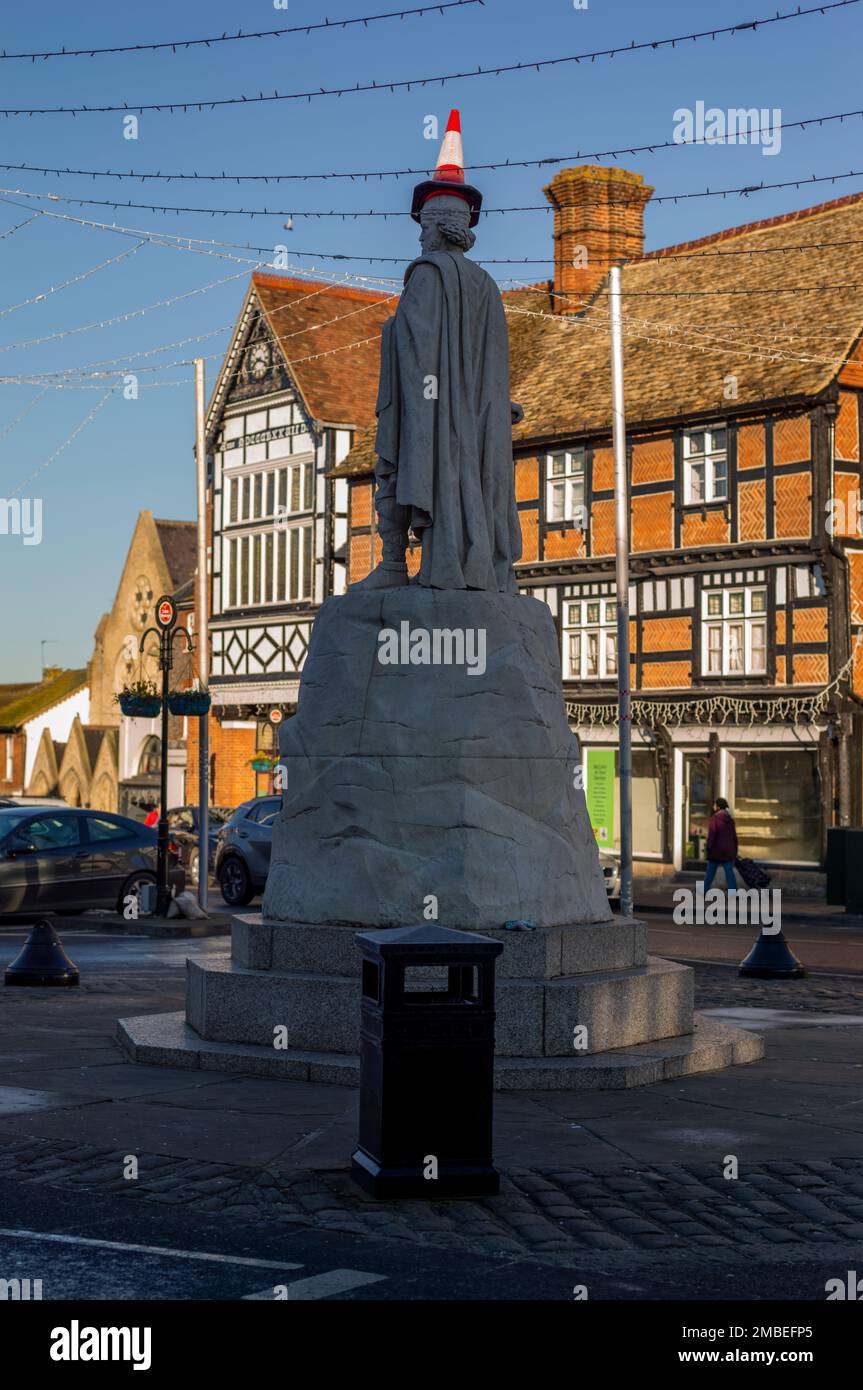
140,594,193,916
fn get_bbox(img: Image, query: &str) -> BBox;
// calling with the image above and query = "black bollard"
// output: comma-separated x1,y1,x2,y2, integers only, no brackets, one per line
739,927,805,979
5,918,80,987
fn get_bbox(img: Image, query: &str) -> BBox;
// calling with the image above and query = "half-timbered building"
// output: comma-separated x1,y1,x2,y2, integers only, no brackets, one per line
193,272,394,805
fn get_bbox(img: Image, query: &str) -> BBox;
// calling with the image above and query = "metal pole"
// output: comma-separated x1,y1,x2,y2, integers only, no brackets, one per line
195,358,210,912
156,629,171,916
609,265,633,918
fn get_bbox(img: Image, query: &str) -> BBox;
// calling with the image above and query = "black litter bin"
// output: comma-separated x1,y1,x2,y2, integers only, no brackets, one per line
843,828,863,914
351,923,503,1200
825,827,849,906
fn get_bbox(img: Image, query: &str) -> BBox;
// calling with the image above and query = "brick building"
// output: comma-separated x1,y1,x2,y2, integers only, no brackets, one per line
334,166,863,881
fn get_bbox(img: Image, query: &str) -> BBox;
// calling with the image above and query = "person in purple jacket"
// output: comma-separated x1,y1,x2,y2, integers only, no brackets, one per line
704,797,738,891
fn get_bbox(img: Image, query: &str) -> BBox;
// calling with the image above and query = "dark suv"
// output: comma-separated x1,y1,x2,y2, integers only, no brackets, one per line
214,796,280,907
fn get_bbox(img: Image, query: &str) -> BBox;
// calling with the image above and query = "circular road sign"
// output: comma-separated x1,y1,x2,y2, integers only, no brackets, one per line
269,709,284,725
155,595,177,630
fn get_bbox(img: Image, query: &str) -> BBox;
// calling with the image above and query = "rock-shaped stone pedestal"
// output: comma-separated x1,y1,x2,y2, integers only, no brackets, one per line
119,587,763,1089
264,587,612,930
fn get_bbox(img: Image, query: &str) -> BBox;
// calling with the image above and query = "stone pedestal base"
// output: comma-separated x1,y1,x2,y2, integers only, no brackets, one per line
118,912,764,1091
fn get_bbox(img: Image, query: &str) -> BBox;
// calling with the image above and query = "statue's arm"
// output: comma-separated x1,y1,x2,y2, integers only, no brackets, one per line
510,401,524,425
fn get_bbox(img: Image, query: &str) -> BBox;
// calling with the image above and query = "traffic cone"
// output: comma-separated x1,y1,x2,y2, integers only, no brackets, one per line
4,918,80,987
739,927,805,979
411,109,483,226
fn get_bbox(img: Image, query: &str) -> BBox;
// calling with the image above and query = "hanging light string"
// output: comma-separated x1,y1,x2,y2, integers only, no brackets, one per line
3,105,860,185
0,273,400,381
0,385,47,437
3,280,861,388
7,387,115,497
0,1,855,115
4,167,863,220
0,261,261,354
565,633,863,729
0,242,143,318
0,2,481,63
9,191,863,271
0,209,43,240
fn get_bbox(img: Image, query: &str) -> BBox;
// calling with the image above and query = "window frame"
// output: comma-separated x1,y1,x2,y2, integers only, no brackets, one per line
545,449,587,528
701,584,769,677
563,594,619,681
683,426,729,506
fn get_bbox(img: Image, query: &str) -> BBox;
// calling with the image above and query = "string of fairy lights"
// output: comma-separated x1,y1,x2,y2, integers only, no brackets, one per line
2,104,860,185
0,0,856,116
0,2,483,62
564,633,863,728
4,167,863,221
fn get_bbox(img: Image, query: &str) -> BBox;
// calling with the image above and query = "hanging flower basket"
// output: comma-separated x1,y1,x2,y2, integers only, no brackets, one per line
250,756,275,774
115,682,161,718
168,689,211,716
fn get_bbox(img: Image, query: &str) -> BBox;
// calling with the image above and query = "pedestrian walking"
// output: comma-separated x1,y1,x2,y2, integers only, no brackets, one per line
704,797,738,891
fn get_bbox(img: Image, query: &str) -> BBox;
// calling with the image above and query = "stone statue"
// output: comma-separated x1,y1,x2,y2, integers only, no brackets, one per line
353,111,523,595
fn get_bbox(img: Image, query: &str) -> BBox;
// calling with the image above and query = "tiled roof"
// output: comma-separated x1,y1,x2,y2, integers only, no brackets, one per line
253,273,397,428
511,190,863,444
153,519,197,589
333,187,863,474
0,669,88,729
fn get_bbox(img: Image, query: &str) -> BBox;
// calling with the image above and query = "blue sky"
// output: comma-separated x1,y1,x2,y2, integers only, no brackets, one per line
0,0,860,679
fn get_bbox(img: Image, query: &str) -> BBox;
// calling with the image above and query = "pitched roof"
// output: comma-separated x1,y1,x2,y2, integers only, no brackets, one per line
333,186,863,474
252,273,396,427
153,519,197,589
510,189,863,444
0,669,88,729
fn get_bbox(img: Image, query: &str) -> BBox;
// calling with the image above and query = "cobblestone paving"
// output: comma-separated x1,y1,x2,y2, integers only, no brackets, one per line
1,1133,862,1264
691,966,863,1014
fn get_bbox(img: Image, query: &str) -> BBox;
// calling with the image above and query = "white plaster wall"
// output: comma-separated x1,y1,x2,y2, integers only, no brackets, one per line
23,685,90,788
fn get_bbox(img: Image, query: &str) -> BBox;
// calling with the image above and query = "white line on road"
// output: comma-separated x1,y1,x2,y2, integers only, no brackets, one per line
243,1270,387,1301
0,1229,302,1271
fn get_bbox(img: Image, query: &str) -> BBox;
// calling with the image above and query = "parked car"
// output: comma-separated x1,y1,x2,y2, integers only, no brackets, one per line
214,796,280,907
0,796,68,808
165,805,233,887
598,849,621,903
0,807,184,917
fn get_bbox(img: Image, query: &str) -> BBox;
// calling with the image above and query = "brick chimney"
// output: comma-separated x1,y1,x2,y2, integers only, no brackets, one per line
543,166,653,311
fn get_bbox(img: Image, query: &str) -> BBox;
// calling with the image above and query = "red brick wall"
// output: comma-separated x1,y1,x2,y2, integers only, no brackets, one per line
0,732,25,795
186,716,258,809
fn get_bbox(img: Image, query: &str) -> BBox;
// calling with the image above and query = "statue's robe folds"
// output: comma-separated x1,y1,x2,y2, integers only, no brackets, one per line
375,250,522,593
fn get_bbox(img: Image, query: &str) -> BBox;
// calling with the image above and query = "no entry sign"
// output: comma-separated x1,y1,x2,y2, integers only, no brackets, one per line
269,709,284,725
155,595,177,630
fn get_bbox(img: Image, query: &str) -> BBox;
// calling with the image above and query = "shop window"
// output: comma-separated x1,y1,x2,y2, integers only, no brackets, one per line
684,427,727,504
726,749,820,863
138,736,161,776
701,586,767,676
546,450,586,526
583,747,663,856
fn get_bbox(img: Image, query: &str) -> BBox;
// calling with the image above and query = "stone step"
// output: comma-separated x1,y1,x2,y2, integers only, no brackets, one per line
116,1011,763,1092
184,954,693,1058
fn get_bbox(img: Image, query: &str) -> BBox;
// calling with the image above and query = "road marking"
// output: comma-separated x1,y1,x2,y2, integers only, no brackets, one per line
0,1229,302,1271
243,1269,387,1301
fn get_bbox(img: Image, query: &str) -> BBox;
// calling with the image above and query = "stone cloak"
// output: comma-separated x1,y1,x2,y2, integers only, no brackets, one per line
374,250,522,593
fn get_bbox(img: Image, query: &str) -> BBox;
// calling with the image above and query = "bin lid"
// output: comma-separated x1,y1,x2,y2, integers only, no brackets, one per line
354,923,502,958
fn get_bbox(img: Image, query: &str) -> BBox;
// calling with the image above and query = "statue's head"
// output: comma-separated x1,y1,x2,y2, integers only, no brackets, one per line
419,194,477,256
